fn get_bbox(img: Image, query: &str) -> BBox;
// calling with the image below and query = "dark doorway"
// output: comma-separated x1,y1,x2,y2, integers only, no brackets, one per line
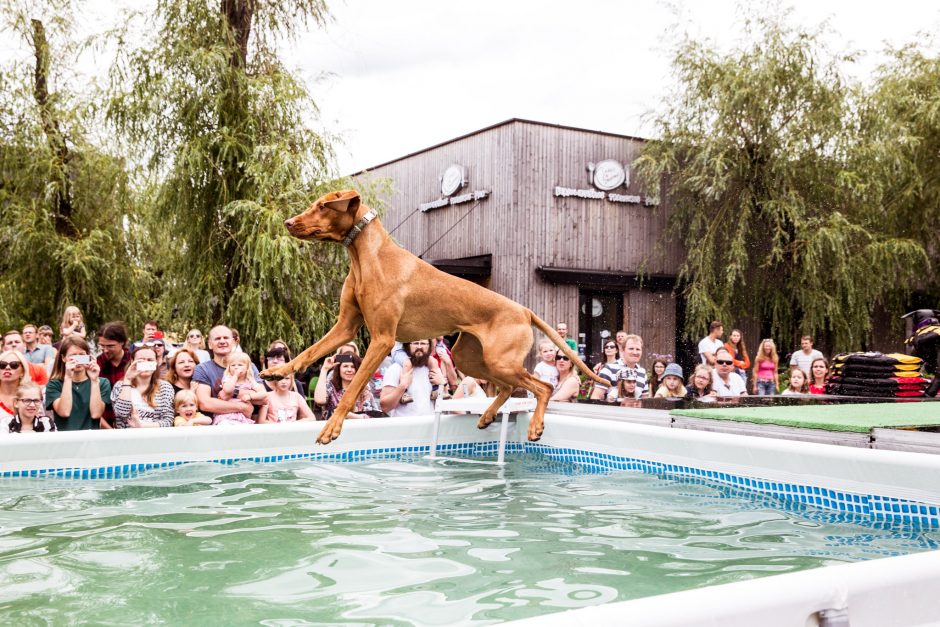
578,290,624,366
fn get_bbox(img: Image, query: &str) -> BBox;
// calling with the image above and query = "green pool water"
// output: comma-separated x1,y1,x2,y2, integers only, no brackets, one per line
1,455,937,625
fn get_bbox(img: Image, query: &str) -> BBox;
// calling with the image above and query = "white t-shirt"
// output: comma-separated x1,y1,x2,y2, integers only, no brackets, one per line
712,371,747,396
698,336,724,363
790,349,824,375
533,361,559,387
382,363,434,417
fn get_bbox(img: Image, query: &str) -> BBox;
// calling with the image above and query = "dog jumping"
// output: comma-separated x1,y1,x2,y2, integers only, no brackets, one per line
260,189,606,444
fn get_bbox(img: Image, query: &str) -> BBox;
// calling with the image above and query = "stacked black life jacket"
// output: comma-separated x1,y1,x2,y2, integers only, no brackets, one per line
826,352,928,398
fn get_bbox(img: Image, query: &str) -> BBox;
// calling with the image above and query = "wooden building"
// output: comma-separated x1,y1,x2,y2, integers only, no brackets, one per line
354,118,686,367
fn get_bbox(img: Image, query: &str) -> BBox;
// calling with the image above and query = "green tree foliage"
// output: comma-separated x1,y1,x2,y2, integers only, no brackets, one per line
107,0,377,354
862,42,940,301
636,12,928,350
0,2,150,332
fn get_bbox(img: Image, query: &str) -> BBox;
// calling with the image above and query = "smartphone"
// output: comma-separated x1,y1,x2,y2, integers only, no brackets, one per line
137,361,157,373
72,355,92,365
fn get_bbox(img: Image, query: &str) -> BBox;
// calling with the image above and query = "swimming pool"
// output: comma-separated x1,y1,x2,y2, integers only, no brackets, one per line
2,409,939,624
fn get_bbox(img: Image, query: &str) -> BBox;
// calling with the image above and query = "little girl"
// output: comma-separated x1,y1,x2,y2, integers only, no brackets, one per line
8,382,56,433
213,353,265,425
173,389,212,427
260,377,314,423
782,366,809,396
654,364,687,399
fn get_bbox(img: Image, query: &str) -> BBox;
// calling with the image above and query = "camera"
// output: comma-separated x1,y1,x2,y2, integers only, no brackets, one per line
136,361,157,373
72,355,92,365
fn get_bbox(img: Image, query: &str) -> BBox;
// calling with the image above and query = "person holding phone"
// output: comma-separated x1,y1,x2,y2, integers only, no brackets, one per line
110,346,175,428
45,336,111,430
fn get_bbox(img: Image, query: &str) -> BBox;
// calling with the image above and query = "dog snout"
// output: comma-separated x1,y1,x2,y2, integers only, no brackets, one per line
284,217,296,228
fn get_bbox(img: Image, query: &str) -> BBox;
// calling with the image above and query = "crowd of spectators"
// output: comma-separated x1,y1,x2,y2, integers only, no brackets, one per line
1,306,844,435
532,320,837,406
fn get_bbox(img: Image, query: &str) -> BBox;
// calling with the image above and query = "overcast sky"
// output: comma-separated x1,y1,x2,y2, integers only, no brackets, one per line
4,1,939,176
284,0,940,175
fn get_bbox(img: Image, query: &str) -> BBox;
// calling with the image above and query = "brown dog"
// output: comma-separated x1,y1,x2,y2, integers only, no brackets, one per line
260,189,606,444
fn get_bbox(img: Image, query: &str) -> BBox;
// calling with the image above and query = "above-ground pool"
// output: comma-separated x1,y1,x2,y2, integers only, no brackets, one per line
2,408,940,625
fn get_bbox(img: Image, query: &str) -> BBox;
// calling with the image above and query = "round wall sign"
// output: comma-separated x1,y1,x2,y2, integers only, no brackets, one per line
591,298,603,317
441,164,466,197
592,160,626,191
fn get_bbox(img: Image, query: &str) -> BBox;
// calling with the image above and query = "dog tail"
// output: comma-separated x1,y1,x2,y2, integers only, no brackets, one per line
529,312,608,386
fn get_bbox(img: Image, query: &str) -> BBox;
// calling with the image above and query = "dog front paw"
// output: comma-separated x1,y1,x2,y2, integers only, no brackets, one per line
260,364,293,381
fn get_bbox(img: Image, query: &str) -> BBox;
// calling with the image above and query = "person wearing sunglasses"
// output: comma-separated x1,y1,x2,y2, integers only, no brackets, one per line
8,381,56,433
0,349,32,432
550,352,581,402
183,329,210,364
711,347,748,397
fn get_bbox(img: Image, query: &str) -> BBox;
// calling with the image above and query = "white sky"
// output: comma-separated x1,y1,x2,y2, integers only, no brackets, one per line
4,0,939,176
286,0,939,174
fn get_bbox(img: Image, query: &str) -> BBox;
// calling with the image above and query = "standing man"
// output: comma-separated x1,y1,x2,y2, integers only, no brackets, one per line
711,347,748,396
131,320,161,354
591,334,647,400
193,325,266,420
790,336,824,376
96,321,132,429
22,324,55,372
381,340,445,417
698,321,724,365
555,322,578,352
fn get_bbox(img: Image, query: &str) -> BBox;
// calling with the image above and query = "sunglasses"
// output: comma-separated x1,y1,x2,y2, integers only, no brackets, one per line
188,334,201,339
716,360,734,366
555,355,570,361
0,361,22,370
604,344,617,349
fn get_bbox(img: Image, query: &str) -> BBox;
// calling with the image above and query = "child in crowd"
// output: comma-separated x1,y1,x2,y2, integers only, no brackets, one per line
8,382,56,433
260,376,315,423
686,364,718,400
654,363,687,399
617,368,639,405
647,359,668,399
173,389,211,426
532,340,559,387
214,352,266,425
59,305,87,339
782,366,809,396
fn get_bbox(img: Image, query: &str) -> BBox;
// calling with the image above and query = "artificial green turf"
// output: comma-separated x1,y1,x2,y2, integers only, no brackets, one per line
671,402,940,433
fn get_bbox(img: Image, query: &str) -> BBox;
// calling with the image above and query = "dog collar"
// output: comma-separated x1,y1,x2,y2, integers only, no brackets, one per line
342,209,377,247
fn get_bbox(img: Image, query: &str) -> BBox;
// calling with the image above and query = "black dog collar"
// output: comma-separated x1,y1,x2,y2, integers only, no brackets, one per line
342,209,377,247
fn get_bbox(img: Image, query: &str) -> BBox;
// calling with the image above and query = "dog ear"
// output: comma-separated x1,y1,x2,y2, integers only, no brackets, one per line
322,190,361,214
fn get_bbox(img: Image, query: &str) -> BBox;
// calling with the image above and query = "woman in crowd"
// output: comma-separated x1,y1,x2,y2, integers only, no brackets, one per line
111,345,175,428
59,305,87,339
593,340,620,374
550,352,581,402
782,366,809,395
685,364,717,400
0,350,31,432
654,363,687,399
46,336,111,430
314,353,380,419
184,329,211,363
151,340,169,380
725,329,750,383
260,375,315,423
808,357,829,395
647,358,668,399
167,348,198,395
752,338,780,396
8,382,56,433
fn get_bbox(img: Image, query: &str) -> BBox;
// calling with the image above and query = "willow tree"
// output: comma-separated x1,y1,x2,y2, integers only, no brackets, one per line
108,0,369,354
635,13,927,350
861,43,940,305
0,3,149,331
